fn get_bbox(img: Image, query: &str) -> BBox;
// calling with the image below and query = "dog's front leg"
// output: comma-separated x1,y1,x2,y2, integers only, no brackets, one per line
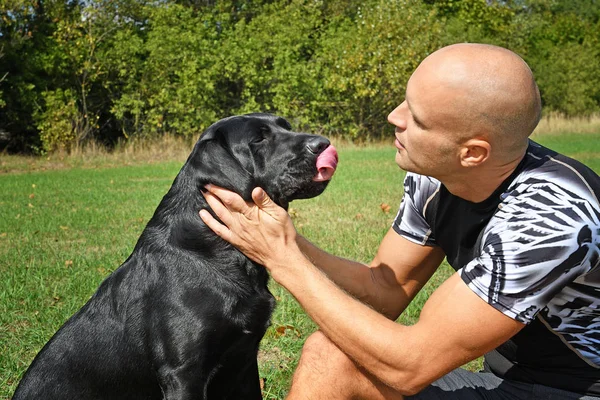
159,365,211,400
220,358,263,400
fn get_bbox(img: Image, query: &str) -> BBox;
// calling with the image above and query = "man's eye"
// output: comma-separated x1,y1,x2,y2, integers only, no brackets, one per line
412,116,424,129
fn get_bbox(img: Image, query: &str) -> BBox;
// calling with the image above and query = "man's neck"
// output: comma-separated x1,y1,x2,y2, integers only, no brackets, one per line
440,154,525,204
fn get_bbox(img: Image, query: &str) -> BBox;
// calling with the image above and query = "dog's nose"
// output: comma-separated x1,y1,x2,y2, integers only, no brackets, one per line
306,137,330,154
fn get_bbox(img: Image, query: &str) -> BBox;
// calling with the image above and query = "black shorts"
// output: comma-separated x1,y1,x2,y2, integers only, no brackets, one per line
407,368,600,400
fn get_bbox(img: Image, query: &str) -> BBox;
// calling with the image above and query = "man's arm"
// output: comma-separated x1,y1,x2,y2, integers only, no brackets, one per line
297,229,445,320
199,186,525,395
275,255,524,395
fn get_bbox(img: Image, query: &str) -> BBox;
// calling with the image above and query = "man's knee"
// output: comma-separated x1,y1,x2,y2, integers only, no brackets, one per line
292,331,406,399
298,331,357,375
289,331,361,398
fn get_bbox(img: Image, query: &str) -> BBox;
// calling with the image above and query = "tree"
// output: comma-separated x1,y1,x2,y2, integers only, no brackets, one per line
0,0,61,151
511,0,600,115
111,2,224,137
312,0,443,137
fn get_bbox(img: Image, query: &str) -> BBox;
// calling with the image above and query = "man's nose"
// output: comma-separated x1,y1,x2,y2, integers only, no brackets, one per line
387,101,407,129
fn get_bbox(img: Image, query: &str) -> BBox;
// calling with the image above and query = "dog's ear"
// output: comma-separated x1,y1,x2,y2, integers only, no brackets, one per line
187,124,255,201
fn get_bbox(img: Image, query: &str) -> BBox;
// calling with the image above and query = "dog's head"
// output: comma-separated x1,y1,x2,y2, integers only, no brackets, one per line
188,113,338,209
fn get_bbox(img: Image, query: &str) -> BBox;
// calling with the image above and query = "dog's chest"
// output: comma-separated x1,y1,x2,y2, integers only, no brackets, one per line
223,281,275,337
178,259,275,336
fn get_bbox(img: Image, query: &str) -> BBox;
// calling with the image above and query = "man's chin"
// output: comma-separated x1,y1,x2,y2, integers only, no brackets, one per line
395,154,421,174
395,153,408,170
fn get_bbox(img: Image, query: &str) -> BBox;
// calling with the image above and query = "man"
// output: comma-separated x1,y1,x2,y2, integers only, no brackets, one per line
199,43,600,399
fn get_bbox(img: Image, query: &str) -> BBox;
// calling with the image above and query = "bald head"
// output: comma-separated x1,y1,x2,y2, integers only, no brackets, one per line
411,43,541,159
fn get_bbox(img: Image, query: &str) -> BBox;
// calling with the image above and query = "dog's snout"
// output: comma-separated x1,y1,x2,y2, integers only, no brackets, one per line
306,137,330,155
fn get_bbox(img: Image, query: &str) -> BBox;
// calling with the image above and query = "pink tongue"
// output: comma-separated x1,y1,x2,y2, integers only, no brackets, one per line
313,145,338,182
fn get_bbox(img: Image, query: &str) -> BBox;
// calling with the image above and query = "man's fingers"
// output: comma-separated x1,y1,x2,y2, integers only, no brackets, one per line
205,184,249,212
199,209,232,242
202,189,235,227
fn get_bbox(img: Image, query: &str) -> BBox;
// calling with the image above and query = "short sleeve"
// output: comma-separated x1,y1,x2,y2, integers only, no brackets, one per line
460,180,600,324
392,172,440,246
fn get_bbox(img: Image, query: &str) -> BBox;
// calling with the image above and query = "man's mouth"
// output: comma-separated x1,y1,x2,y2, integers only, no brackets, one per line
395,137,405,150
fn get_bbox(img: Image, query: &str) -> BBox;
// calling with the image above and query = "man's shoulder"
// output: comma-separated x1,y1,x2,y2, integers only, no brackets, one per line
508,140,600,208
403,172,441,200
484,142,600,259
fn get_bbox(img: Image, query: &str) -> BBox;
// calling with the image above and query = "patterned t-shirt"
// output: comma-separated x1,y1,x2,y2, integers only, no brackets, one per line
393,140,600,395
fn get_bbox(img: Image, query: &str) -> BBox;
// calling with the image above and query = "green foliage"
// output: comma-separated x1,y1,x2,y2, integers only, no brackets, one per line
314,0,442,137
433,0,515,44
218,0,325,124
0,0,57,150
533,41,600,116
0,0,599,152
35,88,80,152
511,1,600,115
0,51,5,109
429,0,600,116
214,0,442,138
111,3,223,137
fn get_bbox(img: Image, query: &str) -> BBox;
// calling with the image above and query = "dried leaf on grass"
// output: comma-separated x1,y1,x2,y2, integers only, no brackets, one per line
275,325,301,337
380,203,391,213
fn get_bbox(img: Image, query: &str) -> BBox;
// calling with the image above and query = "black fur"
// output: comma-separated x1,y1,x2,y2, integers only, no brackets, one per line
13,113,332,400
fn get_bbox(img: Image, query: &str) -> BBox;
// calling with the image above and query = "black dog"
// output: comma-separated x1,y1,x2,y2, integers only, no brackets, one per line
13,113,338,400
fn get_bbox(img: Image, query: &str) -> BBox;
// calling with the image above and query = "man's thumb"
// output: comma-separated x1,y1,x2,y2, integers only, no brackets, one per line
252,187,272,208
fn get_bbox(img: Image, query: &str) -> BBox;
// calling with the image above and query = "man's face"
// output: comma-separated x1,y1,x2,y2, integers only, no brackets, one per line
387,65,466,179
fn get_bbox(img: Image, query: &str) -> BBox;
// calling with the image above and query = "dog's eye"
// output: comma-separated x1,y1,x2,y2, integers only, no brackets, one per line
251,136,266,144
251,126,270,144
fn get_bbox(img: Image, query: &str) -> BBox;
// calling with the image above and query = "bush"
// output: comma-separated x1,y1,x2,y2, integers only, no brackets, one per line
35,89,81,152
312,0,442,138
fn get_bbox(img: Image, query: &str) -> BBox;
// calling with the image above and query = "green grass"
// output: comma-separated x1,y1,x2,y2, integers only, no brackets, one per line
1,133,600,399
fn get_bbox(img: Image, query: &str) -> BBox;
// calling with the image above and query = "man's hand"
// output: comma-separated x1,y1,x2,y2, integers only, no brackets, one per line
199,185,302,272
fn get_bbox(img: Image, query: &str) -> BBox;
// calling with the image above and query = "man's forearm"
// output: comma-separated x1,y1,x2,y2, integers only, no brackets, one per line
296,235,408,319
269,250,425,395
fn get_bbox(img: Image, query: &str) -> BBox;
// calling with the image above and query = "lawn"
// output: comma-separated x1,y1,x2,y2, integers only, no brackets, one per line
1,133,600,399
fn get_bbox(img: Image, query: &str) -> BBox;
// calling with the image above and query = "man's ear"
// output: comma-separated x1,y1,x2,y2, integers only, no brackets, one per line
187,126,255,201
460,138,491,167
